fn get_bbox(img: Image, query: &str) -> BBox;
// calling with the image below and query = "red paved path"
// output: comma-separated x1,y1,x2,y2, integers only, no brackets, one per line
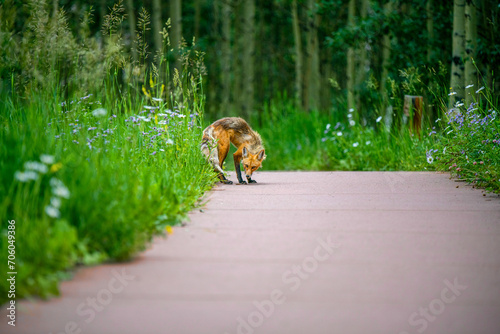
3,172,500,334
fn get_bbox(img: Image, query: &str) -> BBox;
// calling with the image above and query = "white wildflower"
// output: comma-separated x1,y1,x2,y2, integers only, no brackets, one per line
24,161,48,174
14,171,38,182
448,92,457,96
337,131,343,136
352,142,359,147
152,97,164,102
92,108,107,117
349,120,355,126
50,178,70,199
166,139,174,145
376,116,383,123
326,123,331,130
45,205,60,218
40,154,55,164
465,84,474,89
50,197,62,209
365,141,371,145
476,86,485,93
427,156,434,164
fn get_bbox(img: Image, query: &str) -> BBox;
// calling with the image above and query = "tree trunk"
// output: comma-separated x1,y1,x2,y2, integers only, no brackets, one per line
346,0,356,113
239,0,255,118
426,0,434,63
464,0,478,106
304,0,320,111
171,0,183,70
450,0,466,107
291,0,303,108
152,0,162,58
220,0,232,114
125,0,137,62
380,1,392,108
194,0,201,39
355,0,368,112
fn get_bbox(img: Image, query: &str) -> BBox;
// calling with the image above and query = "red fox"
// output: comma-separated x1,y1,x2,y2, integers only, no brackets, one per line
201,117,266,184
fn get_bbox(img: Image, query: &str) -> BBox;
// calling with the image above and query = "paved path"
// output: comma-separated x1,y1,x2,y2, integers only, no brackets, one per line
4,172,500,334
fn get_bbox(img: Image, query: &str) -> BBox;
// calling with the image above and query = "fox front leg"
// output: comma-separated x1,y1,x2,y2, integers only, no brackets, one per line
233,151,247,185
246,175,257,184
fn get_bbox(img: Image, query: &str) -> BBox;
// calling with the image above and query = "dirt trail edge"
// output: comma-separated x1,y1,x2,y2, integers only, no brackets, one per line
4,172,500,334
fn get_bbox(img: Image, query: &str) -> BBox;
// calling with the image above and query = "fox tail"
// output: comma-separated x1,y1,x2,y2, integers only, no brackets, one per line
201,127,224,175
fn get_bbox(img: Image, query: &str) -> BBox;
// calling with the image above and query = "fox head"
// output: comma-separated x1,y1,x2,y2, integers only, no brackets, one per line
242,147,266,178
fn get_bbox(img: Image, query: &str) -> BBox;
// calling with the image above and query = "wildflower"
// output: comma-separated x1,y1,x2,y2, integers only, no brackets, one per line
88,127,97,131
365,141,371,145
337,131,343,136
50,178,70,199
166,225,174,235
476,86,485,94
349,120,355,126
151,151,157,155
166,139,174,145
349,108,354,112
465,84,474,89
24,161,48,174
45,205,60,218
144,106,159,110
448,92,457,96
92,108,107,117
376,116,382,123
326,123,331,130
40,154,55,164
352,142,359,147
14,171,38,182
435,118,441,123
152,97,164,102
447,130,453,135
427,156,434,164
50,197,62,209
347,114,353,118
443,147,447,154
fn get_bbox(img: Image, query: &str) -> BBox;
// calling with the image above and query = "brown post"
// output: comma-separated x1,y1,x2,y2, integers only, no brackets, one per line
403,95,424,137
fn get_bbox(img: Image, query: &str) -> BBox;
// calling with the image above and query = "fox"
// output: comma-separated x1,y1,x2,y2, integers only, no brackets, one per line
201,117,266,184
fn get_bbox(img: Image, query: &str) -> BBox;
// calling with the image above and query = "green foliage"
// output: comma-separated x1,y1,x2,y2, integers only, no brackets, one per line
0,1,216,304
430,86,500,193
253,99,433,172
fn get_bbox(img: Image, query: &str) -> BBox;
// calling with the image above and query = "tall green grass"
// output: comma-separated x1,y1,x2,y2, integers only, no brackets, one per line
251,100,435,172
0,2,216,302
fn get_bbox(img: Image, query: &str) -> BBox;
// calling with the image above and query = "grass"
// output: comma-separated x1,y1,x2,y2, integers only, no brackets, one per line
250,99,435,172
0,2,217,303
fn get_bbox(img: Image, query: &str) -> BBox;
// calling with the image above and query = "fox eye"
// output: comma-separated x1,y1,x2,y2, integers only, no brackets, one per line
244,164,249,169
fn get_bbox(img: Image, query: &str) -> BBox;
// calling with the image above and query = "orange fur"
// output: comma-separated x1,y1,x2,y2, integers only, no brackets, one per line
201,117,266,184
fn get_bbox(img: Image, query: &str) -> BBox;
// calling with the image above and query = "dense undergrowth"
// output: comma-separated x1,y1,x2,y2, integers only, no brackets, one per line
250,85,499,193
0,1,216,303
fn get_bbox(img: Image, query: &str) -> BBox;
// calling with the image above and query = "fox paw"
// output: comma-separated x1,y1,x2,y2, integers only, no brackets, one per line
238,180,247,185
221,179,233,184
247,179,257,184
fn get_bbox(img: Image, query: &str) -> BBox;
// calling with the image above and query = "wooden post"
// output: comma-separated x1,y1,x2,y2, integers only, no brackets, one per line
403,95,423,137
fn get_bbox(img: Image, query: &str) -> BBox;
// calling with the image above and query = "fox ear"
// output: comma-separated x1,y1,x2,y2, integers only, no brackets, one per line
257,149,265,161
242,146,249,158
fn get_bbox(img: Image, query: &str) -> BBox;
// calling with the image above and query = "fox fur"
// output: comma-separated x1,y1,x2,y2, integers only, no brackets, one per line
201,117,266,184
